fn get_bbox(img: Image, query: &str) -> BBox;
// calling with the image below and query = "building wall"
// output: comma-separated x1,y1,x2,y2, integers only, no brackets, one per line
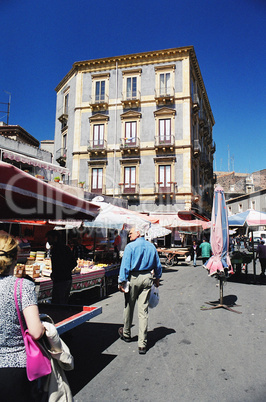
227,189,266,215
0,135,52,162
54,47,215,216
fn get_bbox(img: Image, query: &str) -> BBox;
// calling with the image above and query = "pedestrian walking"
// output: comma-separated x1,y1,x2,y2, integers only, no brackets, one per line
190,240,199,267
199,238,212,265
118,223,162,355
256,239,266,278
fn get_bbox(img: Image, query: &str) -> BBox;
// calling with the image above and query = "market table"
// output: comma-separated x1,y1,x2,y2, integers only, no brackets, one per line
230,252,254,278
38,304,102,335
35,267,106,302
103,263,120,294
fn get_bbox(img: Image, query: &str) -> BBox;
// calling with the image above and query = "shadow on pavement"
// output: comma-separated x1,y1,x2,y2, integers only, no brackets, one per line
61,322,120,396
162,267,179,273
228,273,266,285
147,326,176,351
204,294,240,306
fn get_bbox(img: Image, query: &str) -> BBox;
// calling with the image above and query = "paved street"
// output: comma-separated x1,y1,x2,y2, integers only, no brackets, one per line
62,261,266,402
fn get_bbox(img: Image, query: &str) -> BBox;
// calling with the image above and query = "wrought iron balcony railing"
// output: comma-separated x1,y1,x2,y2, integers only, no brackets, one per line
118,183,140,195
154,134,175,148
154,182,177,194
120,136,140,150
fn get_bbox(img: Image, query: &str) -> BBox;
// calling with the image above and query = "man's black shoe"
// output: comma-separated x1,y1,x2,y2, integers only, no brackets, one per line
118,327,131,342
138,347,146,355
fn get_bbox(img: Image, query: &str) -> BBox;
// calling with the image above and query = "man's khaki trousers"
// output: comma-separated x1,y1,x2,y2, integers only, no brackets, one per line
123,271,153,348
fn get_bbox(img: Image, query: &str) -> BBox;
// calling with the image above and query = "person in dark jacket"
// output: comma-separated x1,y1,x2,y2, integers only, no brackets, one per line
46,230,77,304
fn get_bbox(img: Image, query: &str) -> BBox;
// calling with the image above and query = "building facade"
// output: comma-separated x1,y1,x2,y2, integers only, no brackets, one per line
54,46,215,217
0,122,68,181
227,188,266,215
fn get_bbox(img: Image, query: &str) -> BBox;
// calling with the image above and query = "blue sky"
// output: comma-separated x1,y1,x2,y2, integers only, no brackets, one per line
1,0,265,174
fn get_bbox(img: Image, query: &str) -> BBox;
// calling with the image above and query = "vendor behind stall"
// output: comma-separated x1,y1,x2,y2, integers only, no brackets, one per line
114,230,122,262
45,230,77,304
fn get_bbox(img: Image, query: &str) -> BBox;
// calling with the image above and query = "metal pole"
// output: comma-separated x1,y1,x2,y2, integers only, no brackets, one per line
252,230,256,282
220,278,223,304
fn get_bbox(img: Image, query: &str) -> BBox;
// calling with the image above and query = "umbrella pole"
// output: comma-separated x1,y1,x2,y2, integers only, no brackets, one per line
201,277,242,314
220,278,223,305
251,230,256,283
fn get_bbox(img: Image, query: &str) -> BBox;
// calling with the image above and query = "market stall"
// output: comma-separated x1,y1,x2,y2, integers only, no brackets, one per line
228,209,266,280
36,268,106,302
38,304,102,335
0,161,99,220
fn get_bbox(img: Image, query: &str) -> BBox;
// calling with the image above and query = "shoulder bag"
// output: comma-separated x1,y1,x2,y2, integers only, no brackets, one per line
14,278,51,381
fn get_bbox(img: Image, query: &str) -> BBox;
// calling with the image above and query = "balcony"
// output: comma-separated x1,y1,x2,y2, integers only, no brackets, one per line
58,111,68,132
121,90,141,108
193,139,201,157
55,148,66,167
87,139,107,155
200,153,212,173
203,123,211,138
199,110,207,127
118,183,140,197
90,184,106,195
155,134,175,151
155,87,175,105
211,141,216,154
154,182,177,196
120,137,140,154
89,94,109,111
192,94,200,111
58,109,68,123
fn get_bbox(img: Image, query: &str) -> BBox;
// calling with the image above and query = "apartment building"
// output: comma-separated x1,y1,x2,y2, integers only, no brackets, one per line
54,46,215,217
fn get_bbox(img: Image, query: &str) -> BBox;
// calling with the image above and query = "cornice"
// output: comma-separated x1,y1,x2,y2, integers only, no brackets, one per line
189,50,215,126
55,46,193,93
55,45,214,126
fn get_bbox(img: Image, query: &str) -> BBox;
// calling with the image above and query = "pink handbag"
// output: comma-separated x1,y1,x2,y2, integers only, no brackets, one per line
14,278,51,381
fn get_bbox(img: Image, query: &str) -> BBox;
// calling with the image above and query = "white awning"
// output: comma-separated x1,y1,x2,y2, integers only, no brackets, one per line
2,149,70,175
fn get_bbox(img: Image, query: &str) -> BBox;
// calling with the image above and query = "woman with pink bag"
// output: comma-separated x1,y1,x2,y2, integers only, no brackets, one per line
0,232,45,402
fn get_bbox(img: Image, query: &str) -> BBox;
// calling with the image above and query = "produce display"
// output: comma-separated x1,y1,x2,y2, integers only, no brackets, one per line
14,254,111,280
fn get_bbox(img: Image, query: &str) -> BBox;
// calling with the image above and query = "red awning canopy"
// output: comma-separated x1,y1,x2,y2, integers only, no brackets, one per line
149,214,210,232
0,162,99,220
177,210,210,222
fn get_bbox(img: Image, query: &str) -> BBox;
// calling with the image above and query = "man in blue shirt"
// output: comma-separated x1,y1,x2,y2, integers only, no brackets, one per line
118,223,162,354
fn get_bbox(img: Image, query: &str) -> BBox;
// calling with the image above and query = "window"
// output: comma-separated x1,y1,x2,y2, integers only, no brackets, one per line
154,108,175,147
62,133,67,154
154,64,175,101
95,81,105,103
238,203,243,212
121,69,141,107
124,166,136,193
89,114,109,151
160,73,171,96
125,121,137,145
126,77,137,99
93,124,104,147
120,110,141,150
159,119,171,143
91,168,103,193
90,73,110,109
159,165,171,191
64,93,69,114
